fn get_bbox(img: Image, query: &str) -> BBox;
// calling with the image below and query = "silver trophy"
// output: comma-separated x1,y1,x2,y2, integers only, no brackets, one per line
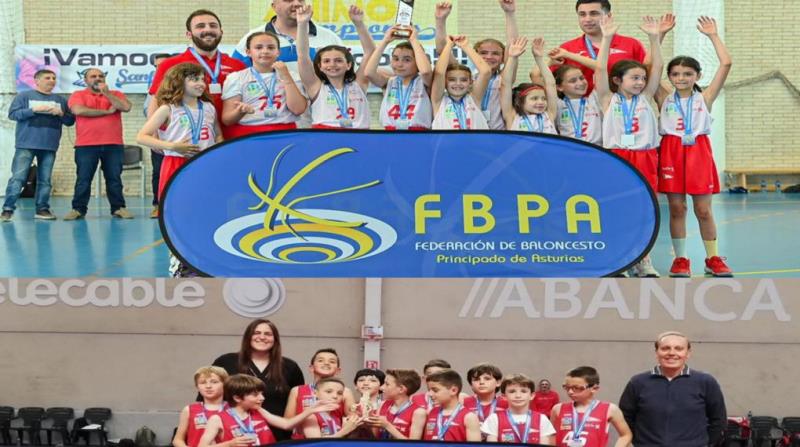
393,0,414,38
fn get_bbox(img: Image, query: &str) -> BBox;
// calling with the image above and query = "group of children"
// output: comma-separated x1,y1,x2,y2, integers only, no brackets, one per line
177,350,630,447
137,0,733,279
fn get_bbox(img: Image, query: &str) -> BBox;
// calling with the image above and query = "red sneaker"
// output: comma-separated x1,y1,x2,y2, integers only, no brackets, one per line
704,256,733,277
669,257,691,278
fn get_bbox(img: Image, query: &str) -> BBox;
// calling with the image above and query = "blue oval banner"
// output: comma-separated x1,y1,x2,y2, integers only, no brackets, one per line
161,130,658,277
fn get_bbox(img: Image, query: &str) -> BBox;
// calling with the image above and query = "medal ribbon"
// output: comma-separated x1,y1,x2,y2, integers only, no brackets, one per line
189,48,221,84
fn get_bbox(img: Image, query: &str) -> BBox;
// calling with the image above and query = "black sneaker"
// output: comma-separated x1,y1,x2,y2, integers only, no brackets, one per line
34,210,57,220
0,210,12,222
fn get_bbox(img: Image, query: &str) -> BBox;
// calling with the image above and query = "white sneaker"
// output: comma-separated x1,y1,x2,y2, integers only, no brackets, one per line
635,257,660,278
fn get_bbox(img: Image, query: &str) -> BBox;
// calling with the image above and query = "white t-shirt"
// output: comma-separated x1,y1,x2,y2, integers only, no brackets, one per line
481,412,556,440
310,82,371,129
158,102,217,158
379,75,433,129
474,71,504,130
509,113,558,134
432,95,489,130
557,91,603,145
602,94,659,150
659,91,712,138
222,67,305,126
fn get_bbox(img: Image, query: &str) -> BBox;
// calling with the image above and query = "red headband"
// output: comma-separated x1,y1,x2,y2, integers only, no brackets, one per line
519,85,545,97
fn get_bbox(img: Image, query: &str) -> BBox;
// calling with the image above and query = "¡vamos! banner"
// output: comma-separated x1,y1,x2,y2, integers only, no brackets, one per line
162,130,659,277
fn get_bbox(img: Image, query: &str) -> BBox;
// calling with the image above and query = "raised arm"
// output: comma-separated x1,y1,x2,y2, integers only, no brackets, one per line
533,37,559,122
434,2,452,56
366,26,399,89
458,36,492,103
409,26,433,87
549,47,600,71
295,5,322,100
697,16,732,109
275,61,308,115
431,37,455,111
640,16,663,98
349,5,375,91
499,0,519,53
501,37,527,125
595,15,619,110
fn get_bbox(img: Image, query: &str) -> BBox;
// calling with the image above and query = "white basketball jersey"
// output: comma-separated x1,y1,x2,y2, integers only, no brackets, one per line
432,95,489,130
310,82,371,129
221,68,303,126
159,102,218,157
557,91,603,145
659,91,712,138
379,75,433,129
510,113,558,135
602,94,659,150
474,72,504,130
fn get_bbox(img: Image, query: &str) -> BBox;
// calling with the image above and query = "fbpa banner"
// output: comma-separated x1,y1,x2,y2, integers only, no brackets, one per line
162,131,658,277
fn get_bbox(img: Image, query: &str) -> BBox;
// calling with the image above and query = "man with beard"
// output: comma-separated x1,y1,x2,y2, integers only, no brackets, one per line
147,9,246,138
233,0,342,69
63,68,133,220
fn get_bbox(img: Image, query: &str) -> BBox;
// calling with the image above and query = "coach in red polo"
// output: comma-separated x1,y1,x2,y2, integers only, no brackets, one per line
556,0,646,94
64,68,133,220
147,9,246,138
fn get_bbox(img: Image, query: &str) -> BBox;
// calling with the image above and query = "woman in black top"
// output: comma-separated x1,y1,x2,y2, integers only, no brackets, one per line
211,319,305,440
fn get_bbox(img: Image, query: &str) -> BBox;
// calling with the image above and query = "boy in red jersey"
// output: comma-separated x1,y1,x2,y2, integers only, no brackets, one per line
422,369,481,442
174,367,229,447
550,366,631,447
482,374,555,445
373,369,427,439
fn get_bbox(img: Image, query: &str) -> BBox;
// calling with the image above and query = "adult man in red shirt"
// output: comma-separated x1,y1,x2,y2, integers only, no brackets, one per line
531,378,560,415
147,9,246,138
64,68,133,220
554,0,646,94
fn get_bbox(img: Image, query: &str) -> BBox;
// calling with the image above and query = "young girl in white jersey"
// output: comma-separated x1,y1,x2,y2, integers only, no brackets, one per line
500,37,558,134
595,15,663,278
553,64,603,145
221,32,307,137
654,17,732,278
365,25,433,130
431,35,492,130
296,5,373,129
434,1,519,130
136,63,222,277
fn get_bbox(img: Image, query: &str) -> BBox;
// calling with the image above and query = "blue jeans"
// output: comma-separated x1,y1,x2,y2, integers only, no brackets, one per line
3,148,56,212
71,144,126,214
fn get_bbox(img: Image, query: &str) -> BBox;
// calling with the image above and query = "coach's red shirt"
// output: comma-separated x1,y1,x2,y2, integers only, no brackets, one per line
558,33,646,94
148,48,246,138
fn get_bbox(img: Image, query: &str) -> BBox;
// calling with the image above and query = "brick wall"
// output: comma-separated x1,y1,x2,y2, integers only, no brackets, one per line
15,1,799,197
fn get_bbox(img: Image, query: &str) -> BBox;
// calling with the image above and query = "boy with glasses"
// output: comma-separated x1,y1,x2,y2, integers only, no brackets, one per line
550,366,631,447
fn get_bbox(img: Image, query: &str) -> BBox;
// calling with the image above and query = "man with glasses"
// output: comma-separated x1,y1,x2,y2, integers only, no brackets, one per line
619,332,727,447
64,67,133,220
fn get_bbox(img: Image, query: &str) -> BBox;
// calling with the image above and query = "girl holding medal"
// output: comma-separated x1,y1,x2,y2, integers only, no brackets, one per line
174,367,229,447
595,15,663,278
365,24,434,130
431,35,492,130
500,37,559,134
654,16,733,278
482,374,556,445
199,374,338,447
221,32,307,137
296,5,373,129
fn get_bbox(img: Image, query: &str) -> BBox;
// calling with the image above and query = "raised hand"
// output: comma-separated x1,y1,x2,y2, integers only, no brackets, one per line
407,24,419,42
498,0,515,13
600,14,619,37
696,16,718,36
435,2,452,20
639,15,659,36
382,25,401,42
507,36,528,58
450,34,469,49
547,47,566,64
659,13,676,35
531,37,546,58
296,4,312,23
348,5,365,25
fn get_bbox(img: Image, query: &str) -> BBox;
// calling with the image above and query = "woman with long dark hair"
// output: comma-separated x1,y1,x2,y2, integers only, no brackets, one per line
211,319,304,441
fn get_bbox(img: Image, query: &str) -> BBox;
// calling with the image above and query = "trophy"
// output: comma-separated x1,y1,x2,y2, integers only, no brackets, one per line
393,0,414,38
351,394,376,416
